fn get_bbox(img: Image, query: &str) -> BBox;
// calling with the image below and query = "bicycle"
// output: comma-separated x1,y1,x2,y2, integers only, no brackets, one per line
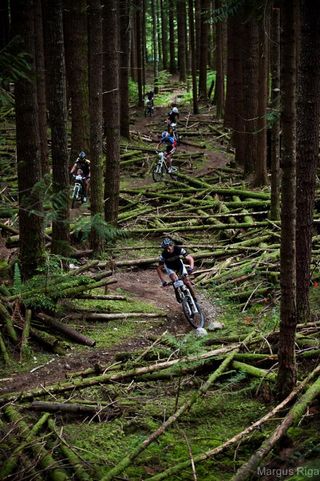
152,151,178,182
144,100,154,117
169,122,180,146
165,273,205,329
71,174,86,208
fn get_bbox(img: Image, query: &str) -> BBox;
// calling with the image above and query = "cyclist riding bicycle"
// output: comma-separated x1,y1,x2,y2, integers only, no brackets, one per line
156,238,197,301
70,151,90,202
157,131,177,173
167,105,179,124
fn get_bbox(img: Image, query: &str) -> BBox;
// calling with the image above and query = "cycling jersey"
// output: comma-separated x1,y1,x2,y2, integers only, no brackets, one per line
159,246,188,271
75,159,90,177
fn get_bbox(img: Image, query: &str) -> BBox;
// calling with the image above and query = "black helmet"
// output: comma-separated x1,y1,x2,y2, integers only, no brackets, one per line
79,151,86,160
161,238,174,248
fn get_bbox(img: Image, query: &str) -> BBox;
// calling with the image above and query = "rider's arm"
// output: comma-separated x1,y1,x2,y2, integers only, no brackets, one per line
70,163,77,174
185,255,194,271
156,263,167,285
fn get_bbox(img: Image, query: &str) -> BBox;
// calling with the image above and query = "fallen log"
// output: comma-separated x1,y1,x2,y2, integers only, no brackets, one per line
27,400,113,415
0,301,18,342
36,312,96,347
146,364,320,481
0,344,239,403
47,418,92,481
232,361,276,381
64,312,166,321
0,330,11,365
231,373,320,481
0,409,69,481
100,350,239,481
20,308,31,360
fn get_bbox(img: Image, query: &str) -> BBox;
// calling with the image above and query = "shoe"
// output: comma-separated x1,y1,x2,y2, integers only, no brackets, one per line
168,167,172,173
83,197,87,203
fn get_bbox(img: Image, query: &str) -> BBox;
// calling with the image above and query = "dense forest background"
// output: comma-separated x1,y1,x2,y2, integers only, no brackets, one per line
0,1,320,480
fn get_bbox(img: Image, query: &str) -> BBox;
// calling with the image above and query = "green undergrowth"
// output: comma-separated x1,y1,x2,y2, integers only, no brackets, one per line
64,377,271,480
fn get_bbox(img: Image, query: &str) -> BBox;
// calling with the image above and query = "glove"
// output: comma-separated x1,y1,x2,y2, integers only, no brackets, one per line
162,281,168,287
187,267,193,274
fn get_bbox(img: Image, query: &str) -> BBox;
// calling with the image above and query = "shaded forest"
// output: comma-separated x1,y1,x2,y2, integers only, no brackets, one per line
0,1,320,480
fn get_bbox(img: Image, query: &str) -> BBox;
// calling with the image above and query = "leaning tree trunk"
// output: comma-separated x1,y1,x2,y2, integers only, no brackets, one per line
296,1,320,325
88,0,104,255
11,0,44,279
64,0,90,162
45,0,70,255
270,6,281,220
277,0,298,399
119,0,130,139
103,0,120,225
188,0,198,114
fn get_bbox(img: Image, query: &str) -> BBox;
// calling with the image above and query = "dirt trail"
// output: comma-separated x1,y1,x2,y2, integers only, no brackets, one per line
0,91,224,397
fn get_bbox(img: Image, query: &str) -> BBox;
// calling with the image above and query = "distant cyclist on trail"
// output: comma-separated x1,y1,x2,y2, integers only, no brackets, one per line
70,151,90,202
145,90,155,106
167,105,179,125
156,238,198,302
157,131,177,173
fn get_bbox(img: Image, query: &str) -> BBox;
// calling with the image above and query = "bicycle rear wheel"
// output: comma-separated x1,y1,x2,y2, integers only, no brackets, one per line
182,296,205,329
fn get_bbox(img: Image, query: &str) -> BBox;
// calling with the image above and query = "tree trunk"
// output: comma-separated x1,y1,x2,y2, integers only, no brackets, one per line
130,6,138,82
103,0,120,225
88,0,104,255
177,0,187,82
242,11,259,176
119,0,130,138
277,0,298,399
296,1,320,324
233,11,245,166
270,6,281,220
224,14,236,129
64,0,90,162
0,0,9,49
195,0,201,70
34,0,49,176
135,0,144,106
254,14,269,186
152,0,159,93
11,0,45,279
198,0,209,99
214,2,225,119
169,0,176,73
160,0,168,69
45,0,70,255
188,0,198,114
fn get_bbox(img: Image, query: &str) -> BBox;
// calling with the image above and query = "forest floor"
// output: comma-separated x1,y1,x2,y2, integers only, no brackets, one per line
1,80,319,481
0,89,223,395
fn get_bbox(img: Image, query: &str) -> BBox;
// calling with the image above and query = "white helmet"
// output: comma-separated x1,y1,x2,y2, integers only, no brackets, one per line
172,107,179,113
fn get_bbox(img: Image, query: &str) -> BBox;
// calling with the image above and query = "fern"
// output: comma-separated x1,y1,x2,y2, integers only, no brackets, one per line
13,262,22,294
73,215,127,244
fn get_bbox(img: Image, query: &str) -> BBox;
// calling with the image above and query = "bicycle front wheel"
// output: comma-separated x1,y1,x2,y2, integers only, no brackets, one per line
152,164,164,182
182,296,205,329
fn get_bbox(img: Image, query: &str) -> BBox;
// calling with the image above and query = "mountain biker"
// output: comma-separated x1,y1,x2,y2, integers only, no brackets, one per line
157,131,177,173
167,105,179,125
156,238,197,300
145,90,155,106
70,151,90,202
